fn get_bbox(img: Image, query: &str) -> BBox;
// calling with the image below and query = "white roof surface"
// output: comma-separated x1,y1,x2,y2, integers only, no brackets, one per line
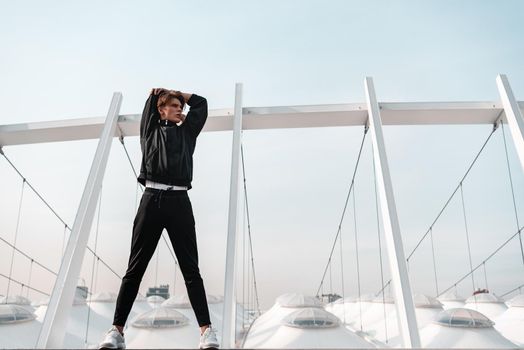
493,294,524,346
420,308,518,348
1,290,523,348
275,292,325,308
243,293,376,348
354,294,444,346
464,292,508,319
131,306,190,328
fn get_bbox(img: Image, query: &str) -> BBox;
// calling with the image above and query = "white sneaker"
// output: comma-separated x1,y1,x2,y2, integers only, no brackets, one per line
199,324,220,349
98,325,126,349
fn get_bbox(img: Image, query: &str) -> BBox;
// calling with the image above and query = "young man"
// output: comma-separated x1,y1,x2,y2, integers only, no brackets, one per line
98,88,219,349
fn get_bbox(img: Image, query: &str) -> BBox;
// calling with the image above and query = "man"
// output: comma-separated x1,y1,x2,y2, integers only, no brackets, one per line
98,88,219,349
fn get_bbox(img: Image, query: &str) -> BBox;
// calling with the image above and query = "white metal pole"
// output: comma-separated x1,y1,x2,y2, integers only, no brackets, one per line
36,92,122,348
364,77,421,348
496,74,524,175
221,83,243,348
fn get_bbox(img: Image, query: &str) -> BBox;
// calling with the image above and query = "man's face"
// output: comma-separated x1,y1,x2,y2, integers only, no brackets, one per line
159,98,184,122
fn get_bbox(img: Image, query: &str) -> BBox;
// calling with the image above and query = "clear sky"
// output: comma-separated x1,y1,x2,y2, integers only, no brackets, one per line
1,0,523,311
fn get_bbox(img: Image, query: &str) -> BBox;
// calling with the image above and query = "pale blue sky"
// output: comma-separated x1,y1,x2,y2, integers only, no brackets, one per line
0,0,523,311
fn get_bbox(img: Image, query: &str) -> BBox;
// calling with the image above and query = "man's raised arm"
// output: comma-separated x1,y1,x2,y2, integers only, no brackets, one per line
140,89,163,151
174,91,208,138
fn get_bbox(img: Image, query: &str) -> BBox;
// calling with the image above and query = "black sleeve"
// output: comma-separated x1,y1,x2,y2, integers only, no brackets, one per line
140,92,160,151
184,94,208,138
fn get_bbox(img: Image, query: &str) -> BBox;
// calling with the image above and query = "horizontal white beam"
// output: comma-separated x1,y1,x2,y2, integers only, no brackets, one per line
1,101,523,146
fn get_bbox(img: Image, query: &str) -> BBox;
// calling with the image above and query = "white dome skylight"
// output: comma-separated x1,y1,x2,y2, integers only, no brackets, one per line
132,307,190,328
0,304,36,324
434,308,494,328
281,307,340,328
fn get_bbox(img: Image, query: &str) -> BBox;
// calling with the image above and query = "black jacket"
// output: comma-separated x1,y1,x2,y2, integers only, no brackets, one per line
137,92,208,190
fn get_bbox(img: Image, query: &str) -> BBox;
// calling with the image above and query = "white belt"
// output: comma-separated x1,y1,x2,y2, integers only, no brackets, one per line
146,180,188,190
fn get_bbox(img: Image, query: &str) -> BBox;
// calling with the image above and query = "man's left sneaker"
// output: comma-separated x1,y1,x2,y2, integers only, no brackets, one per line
98,325,126,349
199,324,220,349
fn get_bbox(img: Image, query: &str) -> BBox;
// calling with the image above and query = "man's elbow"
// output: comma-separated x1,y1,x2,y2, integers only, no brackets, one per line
200,97,208,109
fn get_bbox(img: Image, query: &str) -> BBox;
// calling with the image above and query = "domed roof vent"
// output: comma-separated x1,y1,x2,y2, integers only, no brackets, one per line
0,304,36,324
434,308,494,328
132,307,190,328
281,307,340,328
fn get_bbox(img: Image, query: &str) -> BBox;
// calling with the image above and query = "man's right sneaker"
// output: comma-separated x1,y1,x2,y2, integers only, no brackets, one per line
199,324,220,349
98,325,126,349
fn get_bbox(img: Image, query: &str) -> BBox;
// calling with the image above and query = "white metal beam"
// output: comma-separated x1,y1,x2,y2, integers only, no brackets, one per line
364,77,421,348
496,74,524,177
2,101,524,146
35,92,122,348
221,83,243,348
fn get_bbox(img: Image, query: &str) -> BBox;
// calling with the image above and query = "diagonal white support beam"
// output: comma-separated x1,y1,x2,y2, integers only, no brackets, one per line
364,77,421,348
222,83,243,349
36,92,122,348
496,74,524,176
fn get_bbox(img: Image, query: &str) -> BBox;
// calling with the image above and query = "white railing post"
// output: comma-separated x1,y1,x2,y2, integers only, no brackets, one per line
364,77,421,348
496,74,524,175
221,83,243,348
36,92,122,348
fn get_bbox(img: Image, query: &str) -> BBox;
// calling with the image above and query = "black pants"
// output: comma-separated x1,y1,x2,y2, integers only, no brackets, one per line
112,187,212,328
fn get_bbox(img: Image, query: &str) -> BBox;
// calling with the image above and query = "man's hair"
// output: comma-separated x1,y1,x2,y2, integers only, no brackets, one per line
157,91,185,111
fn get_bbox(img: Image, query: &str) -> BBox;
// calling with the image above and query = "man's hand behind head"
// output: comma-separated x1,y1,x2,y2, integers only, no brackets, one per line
150,88,169,96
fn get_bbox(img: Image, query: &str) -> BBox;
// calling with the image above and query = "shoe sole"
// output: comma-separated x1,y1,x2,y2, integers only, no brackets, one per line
200,343,219,350
98,342,125,350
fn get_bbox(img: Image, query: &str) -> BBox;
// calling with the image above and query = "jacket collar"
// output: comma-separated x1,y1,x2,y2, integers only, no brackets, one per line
158,119,177,126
